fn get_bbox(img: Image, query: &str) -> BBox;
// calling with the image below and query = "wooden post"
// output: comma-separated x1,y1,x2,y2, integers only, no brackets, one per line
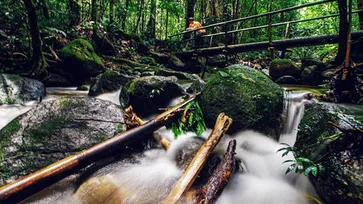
268,1,273,59
224,23,229,66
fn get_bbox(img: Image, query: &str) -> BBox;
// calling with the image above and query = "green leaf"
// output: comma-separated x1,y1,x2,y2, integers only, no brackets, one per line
282,160,295,164
218,71,229,77
304,166,314,176
277,147,288,152
296,157,314,165
311,166,318,177
285,163,296,175
282,151,290,157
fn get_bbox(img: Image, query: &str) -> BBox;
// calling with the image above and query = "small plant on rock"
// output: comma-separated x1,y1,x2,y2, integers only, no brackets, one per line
166,100,206,138
278,143,325,177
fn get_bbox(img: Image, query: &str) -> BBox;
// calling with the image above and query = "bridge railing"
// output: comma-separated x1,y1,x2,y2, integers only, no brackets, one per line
169,0,345,52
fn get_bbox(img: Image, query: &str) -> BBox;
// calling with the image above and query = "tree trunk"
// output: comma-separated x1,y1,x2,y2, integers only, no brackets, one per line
109,0,114,25
91,0,97,22
23,0,48,75
165,10,169,39
134,0,144,34
121,0,130,30
184,0,195,40
358,0,363,29
68,0,81,26
336,0,348,65
39,0,49,19
146,0,156,39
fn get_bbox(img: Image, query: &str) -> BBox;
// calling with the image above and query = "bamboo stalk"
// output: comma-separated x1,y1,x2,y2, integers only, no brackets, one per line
164,113,232,204
0,94,199,203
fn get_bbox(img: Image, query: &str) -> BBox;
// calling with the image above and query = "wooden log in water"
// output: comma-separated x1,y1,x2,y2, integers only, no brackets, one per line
164,113,233,204
0,94,199,204
196,139,236,204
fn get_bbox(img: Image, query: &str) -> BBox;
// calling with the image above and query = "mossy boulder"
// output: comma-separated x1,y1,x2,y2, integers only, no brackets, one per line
300,65,323,85
119,76,184,116
89,70,135,96
0,98,126,185
0,74,44,104
168,55,185,71
61,39,105,84
199,64,284,136
295,102,363,204
301,58,326,71
269,59,301,80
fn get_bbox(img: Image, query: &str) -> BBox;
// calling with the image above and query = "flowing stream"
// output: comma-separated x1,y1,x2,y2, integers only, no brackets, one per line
1,88,341,204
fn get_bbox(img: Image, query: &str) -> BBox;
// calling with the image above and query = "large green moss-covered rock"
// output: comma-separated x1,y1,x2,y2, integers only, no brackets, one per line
119,76,184,116
61,39,105,83
269,59,301,80
199,64,284,136
0,98,126,185
295,103,363,204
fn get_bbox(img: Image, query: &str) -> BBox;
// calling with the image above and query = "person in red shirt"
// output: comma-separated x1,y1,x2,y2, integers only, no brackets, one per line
186,17,205,48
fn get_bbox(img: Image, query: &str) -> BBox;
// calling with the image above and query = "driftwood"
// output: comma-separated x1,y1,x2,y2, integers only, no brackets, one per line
125,105,170,150
192,139,237,204
164,113,233,204
0,94,198,203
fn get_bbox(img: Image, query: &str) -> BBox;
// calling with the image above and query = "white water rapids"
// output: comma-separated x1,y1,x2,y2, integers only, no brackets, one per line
2,89,320,204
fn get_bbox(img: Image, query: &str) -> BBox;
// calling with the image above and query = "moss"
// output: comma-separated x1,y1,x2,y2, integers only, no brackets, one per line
271,58,293,65
140,57,156,65
200,65,283,134
60,98,86,110
76,85,89,91
0,118,21,161
30,117,70,142
61,38,104,67
116,123,125,134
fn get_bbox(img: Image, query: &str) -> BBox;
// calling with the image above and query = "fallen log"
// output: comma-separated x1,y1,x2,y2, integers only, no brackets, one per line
164,113,233,204
196,139,237,204
0,94,199,203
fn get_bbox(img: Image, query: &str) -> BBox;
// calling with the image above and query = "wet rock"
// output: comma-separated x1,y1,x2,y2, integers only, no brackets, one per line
301,58,326,71
76,85,89,91
60,39,105,84
275,75,298,84
199,64,283,137
140,56,157,66
295,102,363,204
207,54,226,68
119,76,184,116
0,74,44,104
269,59,301,80
300,65,323,85
44,73,72,87
148,51,170,64
185,56,206,73
168,55,185,71
89,70,134,96
0,98,126,185
92,31,118,56
321,69,336,80
154,68,202,81
186,79,206,94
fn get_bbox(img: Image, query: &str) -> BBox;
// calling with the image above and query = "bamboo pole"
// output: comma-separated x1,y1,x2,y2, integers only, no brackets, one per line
0,94,199,203
164,113,232,204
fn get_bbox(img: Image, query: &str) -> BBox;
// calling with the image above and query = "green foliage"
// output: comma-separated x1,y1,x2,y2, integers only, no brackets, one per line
166,100,206,138
278,143,325,177
149,88,163,98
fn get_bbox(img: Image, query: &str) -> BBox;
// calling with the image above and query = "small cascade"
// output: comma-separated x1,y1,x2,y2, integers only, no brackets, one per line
279,91,315,146
96,90,121,105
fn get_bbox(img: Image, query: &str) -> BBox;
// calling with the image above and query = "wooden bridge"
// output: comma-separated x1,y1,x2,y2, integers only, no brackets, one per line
170,0,363,59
